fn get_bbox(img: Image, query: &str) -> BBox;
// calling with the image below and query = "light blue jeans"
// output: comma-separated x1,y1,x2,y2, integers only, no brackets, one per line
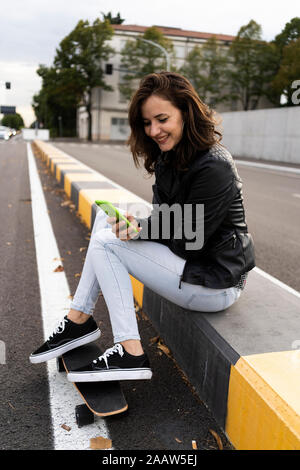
70,209,241,343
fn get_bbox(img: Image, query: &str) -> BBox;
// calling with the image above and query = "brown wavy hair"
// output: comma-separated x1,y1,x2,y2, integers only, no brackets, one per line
127,71,222,174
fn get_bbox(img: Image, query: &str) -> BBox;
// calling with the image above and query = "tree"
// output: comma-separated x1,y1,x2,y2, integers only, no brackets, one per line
272,38,300,105
273,17,300,54
1,113,24,130
101,11,124,24
34,18,114,140
180,37,228,106
32,65,83,137
53,18,114,140
226,20,280,110
119,27,174,101
271,18,300,106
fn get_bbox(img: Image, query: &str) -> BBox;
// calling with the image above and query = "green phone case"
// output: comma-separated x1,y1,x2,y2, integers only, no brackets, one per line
95,200,139,233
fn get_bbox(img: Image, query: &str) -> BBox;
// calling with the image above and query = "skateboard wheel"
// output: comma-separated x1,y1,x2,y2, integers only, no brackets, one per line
75,404,94,427
56,357,65,373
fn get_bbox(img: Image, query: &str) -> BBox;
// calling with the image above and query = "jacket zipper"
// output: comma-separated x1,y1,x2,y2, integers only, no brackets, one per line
178,234,237,289
179,261,187,289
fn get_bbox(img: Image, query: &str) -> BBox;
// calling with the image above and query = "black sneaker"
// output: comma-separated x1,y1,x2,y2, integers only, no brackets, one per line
29,315,101,364
67,343,152,382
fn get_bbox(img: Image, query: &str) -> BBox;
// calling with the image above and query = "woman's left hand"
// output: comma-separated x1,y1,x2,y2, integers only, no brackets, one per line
107,213,141,241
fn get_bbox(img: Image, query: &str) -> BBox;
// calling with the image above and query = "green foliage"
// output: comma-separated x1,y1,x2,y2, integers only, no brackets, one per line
273,17,300,54
226,20,280,109
272,38,300,105
180,37,228,105
270,17,300,105
32,65,83,137
119,27,174,100
1,113,24,130
33,18,115,139
101,11,124,24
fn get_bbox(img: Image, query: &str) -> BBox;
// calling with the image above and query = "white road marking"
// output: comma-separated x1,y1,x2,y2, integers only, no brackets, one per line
235,159,300,175
254,267,300,299
27,143,112,450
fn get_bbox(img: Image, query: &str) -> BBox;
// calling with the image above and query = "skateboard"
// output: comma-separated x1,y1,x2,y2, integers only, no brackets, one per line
57,343,128,427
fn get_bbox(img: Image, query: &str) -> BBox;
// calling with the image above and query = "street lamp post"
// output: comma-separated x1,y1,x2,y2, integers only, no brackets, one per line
137,38,170,71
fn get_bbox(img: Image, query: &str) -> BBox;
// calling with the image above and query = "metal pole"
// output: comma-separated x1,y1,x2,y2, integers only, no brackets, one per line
138,38,170,71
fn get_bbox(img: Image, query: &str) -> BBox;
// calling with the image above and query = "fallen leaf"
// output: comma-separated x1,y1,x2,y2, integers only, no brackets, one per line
74,273,81,278
209,429,223,450
66,251,72,255
192,440,197,450
61,424,71,432
79,247,87,252
53,257,64,262
54,265,64,272
90,436,112,450
61,200,72,207
6,242,12,246
175,437,182,443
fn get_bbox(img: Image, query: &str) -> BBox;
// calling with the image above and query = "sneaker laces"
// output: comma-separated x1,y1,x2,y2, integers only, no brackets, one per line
94,343,124,369
48,317,69,340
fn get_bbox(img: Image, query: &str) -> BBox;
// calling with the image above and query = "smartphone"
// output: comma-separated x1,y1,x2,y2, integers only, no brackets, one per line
95,200,139,233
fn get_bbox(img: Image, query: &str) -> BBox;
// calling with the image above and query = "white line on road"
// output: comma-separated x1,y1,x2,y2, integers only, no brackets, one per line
27,142,112,450
235,159,300,175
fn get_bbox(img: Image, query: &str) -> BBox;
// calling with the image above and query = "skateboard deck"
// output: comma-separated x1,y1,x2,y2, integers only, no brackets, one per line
60,343,128,423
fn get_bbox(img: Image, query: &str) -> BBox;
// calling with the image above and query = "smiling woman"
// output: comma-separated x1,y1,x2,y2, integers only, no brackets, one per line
128,71,222,173
30,71,255,388
141,95,184,152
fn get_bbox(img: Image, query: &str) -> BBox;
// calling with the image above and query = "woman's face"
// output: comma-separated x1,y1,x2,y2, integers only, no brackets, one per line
141,94,184,152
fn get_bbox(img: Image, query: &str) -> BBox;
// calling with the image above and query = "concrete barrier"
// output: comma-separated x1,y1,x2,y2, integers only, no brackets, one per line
22,129,49,141
221,107,300,165
32,139,300,450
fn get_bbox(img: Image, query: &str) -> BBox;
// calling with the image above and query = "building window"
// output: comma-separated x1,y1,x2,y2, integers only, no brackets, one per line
119,70,128,103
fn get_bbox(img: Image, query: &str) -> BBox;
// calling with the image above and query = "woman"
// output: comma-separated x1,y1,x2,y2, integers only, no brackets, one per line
30,72,255,382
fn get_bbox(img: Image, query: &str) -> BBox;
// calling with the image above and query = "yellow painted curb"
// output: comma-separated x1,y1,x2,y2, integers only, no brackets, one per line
227,352,300,450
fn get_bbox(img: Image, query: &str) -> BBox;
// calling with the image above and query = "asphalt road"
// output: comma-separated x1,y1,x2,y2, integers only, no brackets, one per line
0,137,232,451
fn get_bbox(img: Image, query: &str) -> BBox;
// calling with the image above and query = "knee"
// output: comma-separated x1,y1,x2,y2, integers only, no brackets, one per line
91,228,116,249
92,209,108,231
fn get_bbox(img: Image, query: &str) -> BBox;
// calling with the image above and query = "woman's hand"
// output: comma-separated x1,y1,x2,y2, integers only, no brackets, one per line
107,213,142,241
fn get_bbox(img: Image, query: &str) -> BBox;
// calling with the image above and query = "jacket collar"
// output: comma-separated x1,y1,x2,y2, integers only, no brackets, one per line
155,151,184,200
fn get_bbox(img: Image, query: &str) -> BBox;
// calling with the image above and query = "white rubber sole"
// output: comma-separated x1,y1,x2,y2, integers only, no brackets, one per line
67,368,153,382
29,329,101,364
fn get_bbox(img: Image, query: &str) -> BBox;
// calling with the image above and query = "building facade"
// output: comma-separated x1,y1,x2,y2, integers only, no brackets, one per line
77,24,273,141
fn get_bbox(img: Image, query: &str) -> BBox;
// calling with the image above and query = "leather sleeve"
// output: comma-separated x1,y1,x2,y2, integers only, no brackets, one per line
133,159,238,257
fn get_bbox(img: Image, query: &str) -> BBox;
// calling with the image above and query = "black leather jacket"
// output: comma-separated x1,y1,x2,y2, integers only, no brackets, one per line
136,144,255,289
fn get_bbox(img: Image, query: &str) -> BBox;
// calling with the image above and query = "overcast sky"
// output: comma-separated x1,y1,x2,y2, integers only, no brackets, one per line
0,0,299,125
